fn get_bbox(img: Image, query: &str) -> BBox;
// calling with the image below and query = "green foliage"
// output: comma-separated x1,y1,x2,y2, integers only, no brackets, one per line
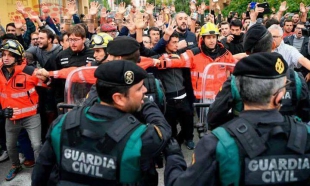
222,0,310,17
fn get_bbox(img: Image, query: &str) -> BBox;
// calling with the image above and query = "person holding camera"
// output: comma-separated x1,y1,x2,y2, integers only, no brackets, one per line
220,19,245,54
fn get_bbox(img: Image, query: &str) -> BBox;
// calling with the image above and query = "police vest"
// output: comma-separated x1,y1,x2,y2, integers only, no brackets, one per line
50,106,147,186
231,69,302,116
144,73,166,114
212,116,310,186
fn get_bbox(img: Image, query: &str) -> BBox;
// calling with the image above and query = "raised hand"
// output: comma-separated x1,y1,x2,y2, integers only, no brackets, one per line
118,2,126,14
279,1,288,12
170,5,176,13
100,7,107,18
42,4,50,14
16,1,25,14
190,2,196,12
145,3,154,15
164,7,170,14
200,2,206,11
300,3,306,13
89,1,100,16
67,1,77,16
14,17,23,29
134,11,145,29
155,16,164,27
165,22,175,37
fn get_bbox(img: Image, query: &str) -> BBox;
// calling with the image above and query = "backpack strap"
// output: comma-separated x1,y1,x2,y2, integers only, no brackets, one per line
96,114,141,154
226,118,267,159
293,71,302,101
287,116,308,154
212,127,240,186
230,75,243,116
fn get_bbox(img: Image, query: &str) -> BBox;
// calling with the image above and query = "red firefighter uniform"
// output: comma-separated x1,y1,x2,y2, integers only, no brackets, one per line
0,61,49,120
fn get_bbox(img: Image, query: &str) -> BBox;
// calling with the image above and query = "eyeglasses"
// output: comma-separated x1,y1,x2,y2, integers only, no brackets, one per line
68,38,82,43
272,36,282,39
273,79,292,96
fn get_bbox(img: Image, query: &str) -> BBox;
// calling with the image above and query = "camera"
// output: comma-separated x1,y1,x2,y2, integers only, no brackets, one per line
302,21,310,37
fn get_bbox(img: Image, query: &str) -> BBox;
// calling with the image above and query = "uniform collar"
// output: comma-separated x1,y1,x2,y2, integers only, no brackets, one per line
87,103,125,119
239,109,284,124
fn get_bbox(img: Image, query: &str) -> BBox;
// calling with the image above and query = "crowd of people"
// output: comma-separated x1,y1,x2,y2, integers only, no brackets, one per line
0,0,310,185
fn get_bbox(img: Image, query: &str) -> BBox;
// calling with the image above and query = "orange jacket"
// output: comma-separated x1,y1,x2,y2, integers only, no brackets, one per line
159,42,235,99
48,57,155,83
0,62,48,120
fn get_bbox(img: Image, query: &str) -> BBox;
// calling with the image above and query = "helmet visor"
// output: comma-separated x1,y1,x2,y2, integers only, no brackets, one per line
90,35,104,48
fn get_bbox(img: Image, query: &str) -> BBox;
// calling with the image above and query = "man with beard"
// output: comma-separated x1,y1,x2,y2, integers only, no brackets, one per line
220,19,245,54
153,11,197,52
32,60,171,186
26,29,62,70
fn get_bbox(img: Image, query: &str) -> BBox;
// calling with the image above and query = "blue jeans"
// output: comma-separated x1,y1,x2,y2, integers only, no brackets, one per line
6,114,41,166
18,129,34,160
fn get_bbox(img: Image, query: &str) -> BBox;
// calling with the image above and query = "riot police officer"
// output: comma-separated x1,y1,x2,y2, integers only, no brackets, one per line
207,24,310,130
32,60,171,185
164,52,310,185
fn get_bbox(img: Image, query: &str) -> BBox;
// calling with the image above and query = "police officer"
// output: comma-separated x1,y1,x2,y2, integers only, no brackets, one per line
32,60,171,185
207,24,310,129
164,52,310,185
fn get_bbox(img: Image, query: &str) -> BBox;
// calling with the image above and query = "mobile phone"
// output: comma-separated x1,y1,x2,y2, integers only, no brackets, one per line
257,2,270,14
250,2,257,10
191,12,198,20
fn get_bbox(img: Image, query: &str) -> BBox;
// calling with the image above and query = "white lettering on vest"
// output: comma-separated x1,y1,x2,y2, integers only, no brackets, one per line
283,92,291,99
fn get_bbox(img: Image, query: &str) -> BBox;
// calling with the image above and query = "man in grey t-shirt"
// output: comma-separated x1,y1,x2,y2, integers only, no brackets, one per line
268,24,310,81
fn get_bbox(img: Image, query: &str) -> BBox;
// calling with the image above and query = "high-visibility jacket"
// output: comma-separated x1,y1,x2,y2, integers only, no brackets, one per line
0,61,49,120
159,41,235,99
48,57,155,83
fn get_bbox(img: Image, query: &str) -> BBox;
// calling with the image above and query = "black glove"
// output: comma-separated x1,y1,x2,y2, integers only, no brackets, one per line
0,108,13,118
164,138,184,159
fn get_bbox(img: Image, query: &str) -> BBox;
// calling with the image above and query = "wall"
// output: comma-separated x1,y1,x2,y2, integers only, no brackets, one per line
1,0,89,28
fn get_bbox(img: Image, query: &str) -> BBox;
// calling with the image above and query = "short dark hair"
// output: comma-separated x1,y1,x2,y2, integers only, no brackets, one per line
230,19,242,29
265,18,280,29
142,34,150,39
68,24,86,38
121,50,140,63
6,23,15,31
284,19,293,25
148,27,160,35
168,31,179,42
1,34,17,43
220,21,230,27
96,79,130,104
297,22,305,26
40,28,55,42
60,32,68,42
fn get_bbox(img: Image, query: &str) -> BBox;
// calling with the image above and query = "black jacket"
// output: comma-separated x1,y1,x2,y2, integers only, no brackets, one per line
207,69,310,129
55,45,95,70
220,33,245,55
